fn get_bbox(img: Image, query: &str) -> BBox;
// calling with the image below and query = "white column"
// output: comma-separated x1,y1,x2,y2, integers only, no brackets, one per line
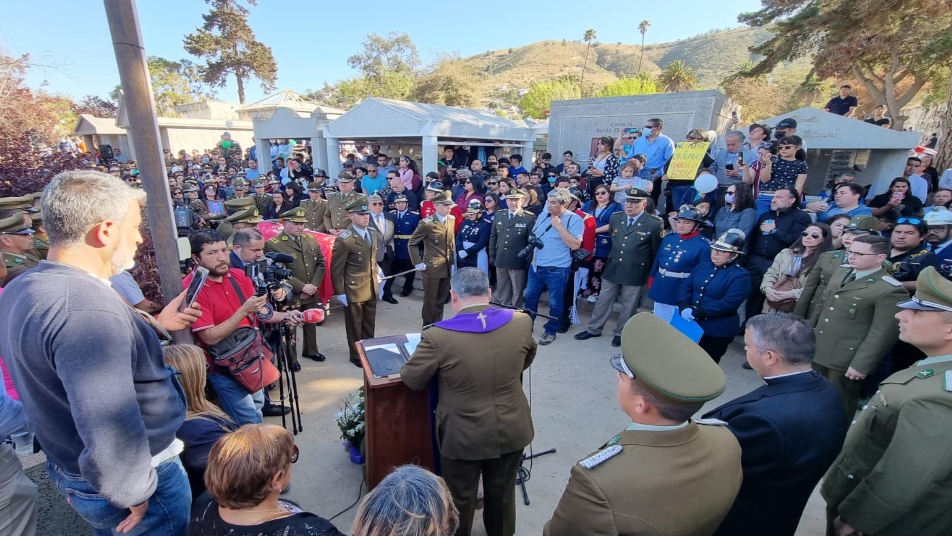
325,137,341,182
422,136,439,176
311,133,328,175
255,137,270,171
522,141,535,167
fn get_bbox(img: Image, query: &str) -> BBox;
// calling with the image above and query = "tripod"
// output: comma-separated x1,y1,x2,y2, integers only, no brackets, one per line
271,323,304,434
515,447,556,505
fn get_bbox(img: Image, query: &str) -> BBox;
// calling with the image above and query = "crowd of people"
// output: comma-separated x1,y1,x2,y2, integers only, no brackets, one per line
2,111,952,536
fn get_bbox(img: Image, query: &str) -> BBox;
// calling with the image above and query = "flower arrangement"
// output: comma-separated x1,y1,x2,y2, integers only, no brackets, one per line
334,388,365,452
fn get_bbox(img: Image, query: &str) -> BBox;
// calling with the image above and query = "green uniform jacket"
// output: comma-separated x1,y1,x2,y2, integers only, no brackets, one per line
330,226,378,303
299,199,328,233
29,237,48,261
253,193,272,216
400,307,536,460
324,192,360,231
603,212,664,287
408,215,456,279
821,357,952,535
265,231,326,304
544,422,742,536
793,249,849,319
809,268,908,374
488,209,537,269
2,252,40,286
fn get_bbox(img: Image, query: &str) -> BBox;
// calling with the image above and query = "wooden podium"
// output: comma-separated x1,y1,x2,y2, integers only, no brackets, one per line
356,335,436,490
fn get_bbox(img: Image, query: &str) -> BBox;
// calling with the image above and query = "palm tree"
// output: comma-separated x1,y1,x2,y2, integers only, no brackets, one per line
580,29,597,97
659,60,697,92
795,73,827,106
637,20,651,73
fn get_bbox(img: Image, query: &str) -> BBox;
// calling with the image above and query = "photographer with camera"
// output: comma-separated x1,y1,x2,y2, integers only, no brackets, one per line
523,188,585,346
187,230,305,426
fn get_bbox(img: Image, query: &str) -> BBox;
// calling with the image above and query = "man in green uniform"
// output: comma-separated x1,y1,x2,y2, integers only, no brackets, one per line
330,197,378,367
544,313,743,535
822,266,952,536
266,207,327,363
222,206,263,245
809,234,909,418
324,172,360,236
0,195,38,227
251,179,272,215
226,177,251,200
795,215,878,320
0,213,40,287
488,189,536,308
29,212,49,260
300,182,328,233
401,268,536,536
409,190,456,326
216,196,255,241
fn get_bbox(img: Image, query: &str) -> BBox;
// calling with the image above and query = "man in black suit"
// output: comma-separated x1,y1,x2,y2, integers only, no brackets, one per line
704,313,849,536
368,193,398,304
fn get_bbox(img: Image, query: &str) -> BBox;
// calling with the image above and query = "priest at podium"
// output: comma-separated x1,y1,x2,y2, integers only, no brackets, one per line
401,267,537,536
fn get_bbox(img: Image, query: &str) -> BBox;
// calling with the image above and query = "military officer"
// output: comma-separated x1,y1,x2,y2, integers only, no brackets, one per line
266,207,327,363
251,179,273,214
29,212,49,260
0,213,40,287
822,267,952,536
222,206,264,245
324,172,361,236
545,313,742,536
648,204,709,322
575,188,663,347
299,181,328,233
409,190,456,326
215,196,255,240
226,177,251,200
794,215,878,320
331,197,379,367
390,195,422,297
0,195,38,227
456,200,491,271
488,189,536,308
809,234,909,418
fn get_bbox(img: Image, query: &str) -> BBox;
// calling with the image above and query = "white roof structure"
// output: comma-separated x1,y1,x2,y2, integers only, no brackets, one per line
759,107,919,150
74,114,124,136
238,90,344,121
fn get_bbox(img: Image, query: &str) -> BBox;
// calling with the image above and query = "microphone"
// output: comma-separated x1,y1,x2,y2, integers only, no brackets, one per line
264,251,294,264
301,308,325,324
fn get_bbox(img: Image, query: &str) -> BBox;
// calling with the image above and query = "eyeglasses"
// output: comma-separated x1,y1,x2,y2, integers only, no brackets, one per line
758,142,774,149
370,202,383,206
779,145,796,150
484,198,495,203
898,218,922,225
847,250,879,257
801,231,821,239
291,444,299,464
595,191,609,195
487,181,498,185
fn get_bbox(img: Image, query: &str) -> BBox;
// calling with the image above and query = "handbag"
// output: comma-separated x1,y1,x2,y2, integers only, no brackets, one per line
207,277,280,394
766,274,801,312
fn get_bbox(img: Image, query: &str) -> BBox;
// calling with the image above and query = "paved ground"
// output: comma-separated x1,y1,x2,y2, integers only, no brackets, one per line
30,289,828,535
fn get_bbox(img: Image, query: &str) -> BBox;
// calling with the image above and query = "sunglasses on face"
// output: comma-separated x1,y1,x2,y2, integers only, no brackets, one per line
779,145,797,150
898,218,922,225
487,181,498,185
801,231,822,239
371,202,383,206
596,191,609,195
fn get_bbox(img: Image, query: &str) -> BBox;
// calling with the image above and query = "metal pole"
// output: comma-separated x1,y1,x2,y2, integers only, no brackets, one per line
103,0,191,343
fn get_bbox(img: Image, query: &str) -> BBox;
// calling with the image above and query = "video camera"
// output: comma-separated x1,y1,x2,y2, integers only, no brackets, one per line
517,234,545,259
244,252,295,297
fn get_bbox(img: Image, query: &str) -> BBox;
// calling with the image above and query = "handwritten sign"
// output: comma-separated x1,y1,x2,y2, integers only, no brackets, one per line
667,142,710,181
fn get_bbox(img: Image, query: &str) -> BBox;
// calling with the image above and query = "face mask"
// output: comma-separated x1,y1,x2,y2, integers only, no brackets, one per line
202,157,209,163
548,176,556,183
774,130,785,140
725,193,736,204
643,128,654,137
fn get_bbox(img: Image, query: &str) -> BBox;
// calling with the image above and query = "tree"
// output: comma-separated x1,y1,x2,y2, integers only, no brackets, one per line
596,75,659,97
580,29,597,97
659,60,697,92
638,20,651,73
412,52,480,108
721,77,790,123
332,32,421,106
739,0,952,130
111,57,215,116
519,77,580,119
793,73,830,107
71,95,117,118
183,0,277,104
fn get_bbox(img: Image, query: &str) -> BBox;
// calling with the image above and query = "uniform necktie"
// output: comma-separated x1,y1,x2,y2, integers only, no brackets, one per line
843,271,856,285
628,217,635,228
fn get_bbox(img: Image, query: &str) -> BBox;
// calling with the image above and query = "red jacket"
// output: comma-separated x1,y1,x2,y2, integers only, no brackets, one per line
575,209,597,261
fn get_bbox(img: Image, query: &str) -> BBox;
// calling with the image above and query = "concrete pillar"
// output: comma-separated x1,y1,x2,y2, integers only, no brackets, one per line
255,136,270,171
523,140,536,168
311,132,328,175
325,137,341,183
422,136,439,176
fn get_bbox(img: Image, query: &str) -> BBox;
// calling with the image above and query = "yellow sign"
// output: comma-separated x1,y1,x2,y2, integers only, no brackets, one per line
667,142,710,181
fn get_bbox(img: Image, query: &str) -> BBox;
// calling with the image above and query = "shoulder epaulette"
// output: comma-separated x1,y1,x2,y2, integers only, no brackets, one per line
339,230,352,239
882,275,902,286
578,445,622,469
268,237,280,244
422,216,434,223
422,323,434,330
695,418,728,426
647,213,663,221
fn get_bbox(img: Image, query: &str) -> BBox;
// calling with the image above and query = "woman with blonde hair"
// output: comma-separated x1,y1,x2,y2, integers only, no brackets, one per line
351,465,459,536
190,424,344,535
163,344,238,499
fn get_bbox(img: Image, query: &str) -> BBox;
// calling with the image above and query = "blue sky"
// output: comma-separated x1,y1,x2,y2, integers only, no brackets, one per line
2,0,763,104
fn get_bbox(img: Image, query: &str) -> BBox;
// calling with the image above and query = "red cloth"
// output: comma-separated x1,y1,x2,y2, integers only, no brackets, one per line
258,222,336,304
420,201,464,232
575,209,597,261
184,268,256,333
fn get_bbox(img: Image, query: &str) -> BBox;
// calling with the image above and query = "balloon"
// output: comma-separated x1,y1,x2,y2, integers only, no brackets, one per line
694,173,718,194
221,140,232,149
225,120,234,128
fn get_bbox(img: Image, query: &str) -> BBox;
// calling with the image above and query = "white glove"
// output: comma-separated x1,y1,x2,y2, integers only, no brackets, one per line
415,263,427,271
336,294,348,307
680,308,695,321
458,250,468,259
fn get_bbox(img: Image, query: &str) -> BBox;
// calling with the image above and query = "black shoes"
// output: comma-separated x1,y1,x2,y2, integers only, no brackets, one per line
611,336,621,347
574,331,600,341
350,358,363,368
399,290,412,297
289,362,301,372
262,403,291,416
305,353,326,362
383,295,399,304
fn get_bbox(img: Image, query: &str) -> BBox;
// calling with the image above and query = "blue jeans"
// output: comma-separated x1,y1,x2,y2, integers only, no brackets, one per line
208,372,264,425
48,457,190,536
755,193,773,217
524,265,571,335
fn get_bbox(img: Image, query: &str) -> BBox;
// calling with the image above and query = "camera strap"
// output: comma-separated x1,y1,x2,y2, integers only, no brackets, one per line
227,275,259,329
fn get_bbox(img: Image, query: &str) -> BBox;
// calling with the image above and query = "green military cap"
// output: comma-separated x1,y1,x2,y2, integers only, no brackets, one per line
307,181,323,191
224,196,255,211
31,212,43,226
224,206,263,224
625,188,650,202
231,177,250,189
344,197,371,214
183,184,199,193
431,191,455,205
252,179,268,188
29,192,43,201
504,188,527,199
611,313,726,404
337,172,355,182
0,195,38,211
898,267,952,312
843,215,879,233
0,213,34,235
278,207,309,223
